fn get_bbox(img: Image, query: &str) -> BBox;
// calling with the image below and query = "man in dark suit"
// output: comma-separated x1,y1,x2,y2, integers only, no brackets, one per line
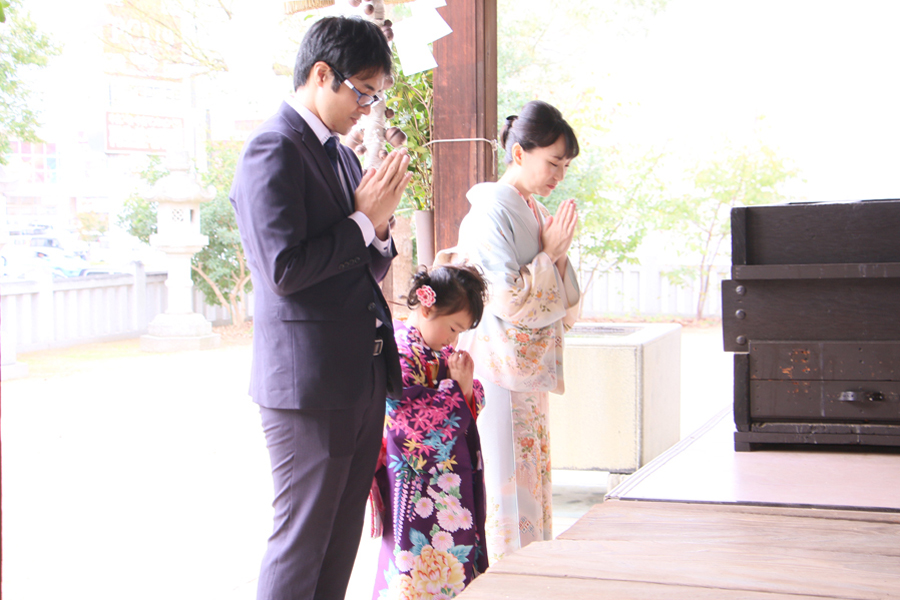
229,16,410,600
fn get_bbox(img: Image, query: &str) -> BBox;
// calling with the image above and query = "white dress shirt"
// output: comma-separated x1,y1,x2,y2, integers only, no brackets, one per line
285,95,392,257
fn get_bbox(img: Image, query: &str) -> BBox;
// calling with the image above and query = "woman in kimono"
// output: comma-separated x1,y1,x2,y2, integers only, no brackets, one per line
438,100,581,562
372,264,491,600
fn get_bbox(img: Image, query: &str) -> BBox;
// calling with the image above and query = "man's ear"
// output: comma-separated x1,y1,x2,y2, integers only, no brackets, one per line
311,61,331,87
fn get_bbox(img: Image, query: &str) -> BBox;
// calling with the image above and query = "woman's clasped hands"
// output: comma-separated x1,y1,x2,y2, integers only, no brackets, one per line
541,198,578,264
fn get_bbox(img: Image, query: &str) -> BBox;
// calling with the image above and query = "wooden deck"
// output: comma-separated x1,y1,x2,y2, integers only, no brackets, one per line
460,409,900,599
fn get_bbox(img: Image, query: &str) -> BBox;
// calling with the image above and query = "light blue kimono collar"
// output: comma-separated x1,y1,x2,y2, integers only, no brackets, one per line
466,181,536,218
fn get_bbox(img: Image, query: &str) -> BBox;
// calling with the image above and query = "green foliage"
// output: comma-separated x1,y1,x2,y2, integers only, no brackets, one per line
497,0,667,136
560,144,668,298
0,0,60,164
386,52,433,211
117,148,251,324
102,0,229,74
77,211,109,243
660,264,696,288
116,155,167,244
496,0,672,312
662,143,799,318
191,140,253,324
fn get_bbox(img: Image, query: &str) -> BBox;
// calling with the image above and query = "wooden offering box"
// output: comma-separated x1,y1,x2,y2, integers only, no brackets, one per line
722,199,900,451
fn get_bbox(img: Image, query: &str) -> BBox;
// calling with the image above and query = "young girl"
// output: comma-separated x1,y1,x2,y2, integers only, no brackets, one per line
438,100,581,562
372,264,490,600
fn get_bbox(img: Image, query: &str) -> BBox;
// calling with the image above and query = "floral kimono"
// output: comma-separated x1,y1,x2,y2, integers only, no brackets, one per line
372,321,489,600
437,181,580,563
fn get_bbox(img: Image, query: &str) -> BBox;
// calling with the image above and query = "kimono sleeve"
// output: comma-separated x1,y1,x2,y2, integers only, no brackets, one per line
438,345,487,417
559,240,581,331
474,206,573,329
385,352,474,475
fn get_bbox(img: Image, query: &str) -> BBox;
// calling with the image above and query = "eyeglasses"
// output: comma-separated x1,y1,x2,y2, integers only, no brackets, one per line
328,65,382,107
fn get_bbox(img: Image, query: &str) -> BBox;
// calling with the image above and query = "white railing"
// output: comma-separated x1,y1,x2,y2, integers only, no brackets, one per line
0,262,247,353
1,262,727,355
579,264,731,319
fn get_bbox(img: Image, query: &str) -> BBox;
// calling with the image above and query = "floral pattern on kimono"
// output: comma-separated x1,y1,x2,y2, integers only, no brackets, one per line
437,182,580,394
372,321,489,600
437,181,581,563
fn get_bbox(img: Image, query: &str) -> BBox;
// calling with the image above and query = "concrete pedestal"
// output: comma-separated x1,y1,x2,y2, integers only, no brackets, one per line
549,323,681,489
1,310,28,380
140,312,221,352
1,353,29,380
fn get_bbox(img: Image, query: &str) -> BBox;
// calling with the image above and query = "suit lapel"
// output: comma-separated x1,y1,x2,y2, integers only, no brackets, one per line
303,135,351,216
335,147,357,212
278,103,351,216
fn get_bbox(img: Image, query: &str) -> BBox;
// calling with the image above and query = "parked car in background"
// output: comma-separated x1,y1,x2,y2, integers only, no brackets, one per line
1,246,45,278
29,235,63,250
29,235,89,260
80,267,127,277
14,245,91,278
4,231,130,278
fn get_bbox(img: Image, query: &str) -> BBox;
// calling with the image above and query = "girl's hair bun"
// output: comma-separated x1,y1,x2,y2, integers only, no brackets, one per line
411,265,431,285
405,263,489,327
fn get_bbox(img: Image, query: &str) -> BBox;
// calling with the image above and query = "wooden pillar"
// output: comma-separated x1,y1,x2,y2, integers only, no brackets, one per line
432,0,497,253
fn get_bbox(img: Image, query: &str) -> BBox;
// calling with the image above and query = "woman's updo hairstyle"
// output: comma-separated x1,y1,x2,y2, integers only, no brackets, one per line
500,100,579,164
406,264,489,328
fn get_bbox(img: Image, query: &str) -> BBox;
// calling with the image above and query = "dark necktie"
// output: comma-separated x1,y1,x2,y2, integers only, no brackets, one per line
324,136,340,170
324,136,352,212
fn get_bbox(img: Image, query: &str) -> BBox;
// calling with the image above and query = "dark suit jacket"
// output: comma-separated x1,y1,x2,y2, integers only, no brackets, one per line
230,102,402,410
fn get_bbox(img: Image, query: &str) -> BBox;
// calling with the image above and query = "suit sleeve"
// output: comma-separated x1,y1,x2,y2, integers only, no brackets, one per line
344,147,396,284
231,131,375,297
369,237,397,283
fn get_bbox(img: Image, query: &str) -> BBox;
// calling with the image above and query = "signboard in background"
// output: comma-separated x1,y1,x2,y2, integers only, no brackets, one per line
109,76,183,111
106,112,184,154
206,107,265,142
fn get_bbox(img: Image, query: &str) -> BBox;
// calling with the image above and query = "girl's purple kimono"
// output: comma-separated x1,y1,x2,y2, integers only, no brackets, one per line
372,320,489,600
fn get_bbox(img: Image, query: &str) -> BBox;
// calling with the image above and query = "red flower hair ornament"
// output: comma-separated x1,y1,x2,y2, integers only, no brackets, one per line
416,285,436,308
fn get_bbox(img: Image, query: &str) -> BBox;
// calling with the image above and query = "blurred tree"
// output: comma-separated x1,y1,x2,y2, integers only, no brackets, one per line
102,0,230,74
496,0,670,316
663,144,799,319
117,155,167,243
0,0,59,164
564,145,667,307
118,145,252,325
77,212,109,243
192,140,252,325
497,0,667,127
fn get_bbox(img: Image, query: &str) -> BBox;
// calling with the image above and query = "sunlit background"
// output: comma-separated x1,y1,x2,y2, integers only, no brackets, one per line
6,0,900,268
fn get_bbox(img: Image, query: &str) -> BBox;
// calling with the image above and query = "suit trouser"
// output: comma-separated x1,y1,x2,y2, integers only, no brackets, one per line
256,352,387,600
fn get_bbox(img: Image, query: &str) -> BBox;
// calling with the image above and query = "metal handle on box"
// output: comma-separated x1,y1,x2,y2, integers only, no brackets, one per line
838,391,886,402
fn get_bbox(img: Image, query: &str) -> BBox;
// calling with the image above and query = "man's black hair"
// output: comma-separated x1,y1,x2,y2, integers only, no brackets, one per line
294,16,393,92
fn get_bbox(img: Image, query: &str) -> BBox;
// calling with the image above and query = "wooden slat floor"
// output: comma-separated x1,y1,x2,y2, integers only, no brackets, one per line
460,409,900,599
460,501,900,599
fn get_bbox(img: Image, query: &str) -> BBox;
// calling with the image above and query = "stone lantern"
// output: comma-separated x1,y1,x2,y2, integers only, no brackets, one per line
140,152,220,352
